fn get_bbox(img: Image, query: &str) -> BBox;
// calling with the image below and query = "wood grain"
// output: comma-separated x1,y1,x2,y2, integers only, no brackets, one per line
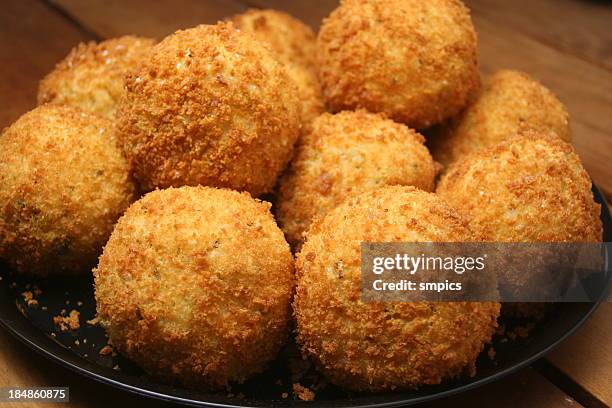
0,327,579,408
465,0,612,70
0,1,610,407
0,0,93,129
547,303,612,406
473,15,612,198
49,0,247,39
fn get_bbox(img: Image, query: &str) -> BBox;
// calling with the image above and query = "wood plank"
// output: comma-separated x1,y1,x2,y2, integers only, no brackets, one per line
473,16,612,198
241,0,337,29
546,303,612,406
0,0,93,129
49,0,247,39
424,368,580,408
465,0,612,71
0,325,577,408
0,328,172,408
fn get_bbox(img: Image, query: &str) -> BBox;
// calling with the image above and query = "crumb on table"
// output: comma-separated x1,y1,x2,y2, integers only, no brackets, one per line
53,309,80,331
293,383,315,401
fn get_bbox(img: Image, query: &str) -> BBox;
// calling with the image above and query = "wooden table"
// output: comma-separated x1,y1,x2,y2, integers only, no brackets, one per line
0,1,610,407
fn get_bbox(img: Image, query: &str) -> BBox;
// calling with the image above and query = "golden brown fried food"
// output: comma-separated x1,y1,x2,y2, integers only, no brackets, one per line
436,133,602,243
294,186,500,391
431,70,571,167
317,0,479,129
277,110,436,247
117,23,301,196
437,134,601,318
231,9,324,127
0,105,135,276
38,36,155,119
94,186,294,390
231,9,317,71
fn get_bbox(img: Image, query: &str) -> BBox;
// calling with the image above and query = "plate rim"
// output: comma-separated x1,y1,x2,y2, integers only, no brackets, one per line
1,184,610,408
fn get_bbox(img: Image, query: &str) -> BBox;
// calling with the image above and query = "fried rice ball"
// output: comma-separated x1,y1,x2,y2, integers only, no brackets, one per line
0,105,135,276
276,110,436,247
230,9,317,71
94,186,294,390
38,36,155,119
294,186,500,391
436,133,602,243
430,70,571,167
231,9,324,127
437,134,601,318
317,0,479,129
117,23,301,196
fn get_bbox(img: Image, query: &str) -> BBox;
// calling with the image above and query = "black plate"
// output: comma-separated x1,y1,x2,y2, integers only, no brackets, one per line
1,186,610,408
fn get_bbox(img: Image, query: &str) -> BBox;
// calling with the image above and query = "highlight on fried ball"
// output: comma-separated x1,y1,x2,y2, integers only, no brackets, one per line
0,105,135,276
231,9,324,127
94,186,294,390
38,36,155,119
436,133,602,243
317,0,480,129
430,69,571,167
276,110,436,247
117,22,301,196
294,186,500,391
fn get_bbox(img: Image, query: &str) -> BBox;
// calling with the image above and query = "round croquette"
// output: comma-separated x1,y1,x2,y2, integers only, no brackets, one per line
276,110,436,247
117,23,301,196
38,36,155,119
430,70,571,167
317,0,480,129
231,9,324,127
0,105,135,276
94,186,295,390
230,9,317,71
436,133,602,243
294,186,500,391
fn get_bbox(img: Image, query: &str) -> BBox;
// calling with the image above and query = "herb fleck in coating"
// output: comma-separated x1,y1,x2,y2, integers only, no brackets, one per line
0,105,135,276
294,186,499,391
117,23,301,196
94,186,295,390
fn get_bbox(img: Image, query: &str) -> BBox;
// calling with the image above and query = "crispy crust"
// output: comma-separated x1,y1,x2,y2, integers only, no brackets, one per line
231,9,324,127
0,105,135,276
94,186,295,390
436,133,602,242
276,110,436,247
117,23,301,196
430,70,571,167
231,9,317,71
38,36,155,119
317,0,479,129
294,186,500,391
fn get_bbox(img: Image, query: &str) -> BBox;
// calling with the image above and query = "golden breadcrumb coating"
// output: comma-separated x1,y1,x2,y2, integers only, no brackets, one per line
431,70,571,167
231,9,324,127
277,110,436,247
0,105,135,276
231,9,317,71
294,186,500,391
94,186,294,390
317,0,479,129
38,36,155,119
437,133,602,243
117,23,301,196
